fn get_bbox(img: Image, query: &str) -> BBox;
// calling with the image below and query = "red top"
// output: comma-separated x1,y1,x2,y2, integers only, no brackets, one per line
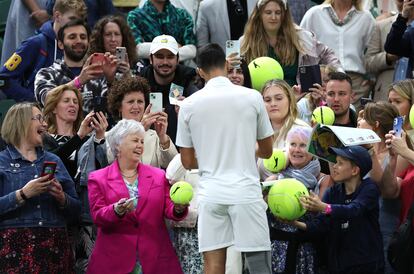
399,164,414,226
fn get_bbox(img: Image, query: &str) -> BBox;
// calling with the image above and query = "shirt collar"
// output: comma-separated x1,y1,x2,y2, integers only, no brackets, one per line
143,0,171,15
7,145,44,161
205,76,232,88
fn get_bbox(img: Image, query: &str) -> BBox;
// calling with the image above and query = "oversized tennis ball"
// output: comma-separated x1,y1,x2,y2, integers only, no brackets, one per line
267,178,309,221
170,181,193,204
410,104,414,129
263,149,287,173
248,57,284,92
312,106,335,125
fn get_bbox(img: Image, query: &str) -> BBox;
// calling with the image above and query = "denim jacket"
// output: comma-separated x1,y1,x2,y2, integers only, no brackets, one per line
0,145,81,229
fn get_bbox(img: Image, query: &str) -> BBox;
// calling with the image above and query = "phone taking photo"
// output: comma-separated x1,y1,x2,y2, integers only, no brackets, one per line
41,161,57,178
115,47,127,62
149,92,163,113
225,40,241,68
299,65,322,93
91,53,105,65
393,116,404,138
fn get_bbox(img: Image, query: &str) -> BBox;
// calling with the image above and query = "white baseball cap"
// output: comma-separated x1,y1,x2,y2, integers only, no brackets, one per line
150,34,179,55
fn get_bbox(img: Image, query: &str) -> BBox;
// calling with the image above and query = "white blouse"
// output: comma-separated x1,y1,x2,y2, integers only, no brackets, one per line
300,4,375,75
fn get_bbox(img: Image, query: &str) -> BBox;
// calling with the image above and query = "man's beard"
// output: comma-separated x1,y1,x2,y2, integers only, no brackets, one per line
153,64,175,79
64,44,87,62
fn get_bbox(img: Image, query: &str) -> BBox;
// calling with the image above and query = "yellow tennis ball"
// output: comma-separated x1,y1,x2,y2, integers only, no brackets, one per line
312,106,335,125
170,181,193,204
248,57,284,92
263,149,287,173
267,178,309,221
410,104,414,129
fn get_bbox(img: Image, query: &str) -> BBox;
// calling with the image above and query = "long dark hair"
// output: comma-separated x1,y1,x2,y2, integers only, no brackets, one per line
88,15,138,67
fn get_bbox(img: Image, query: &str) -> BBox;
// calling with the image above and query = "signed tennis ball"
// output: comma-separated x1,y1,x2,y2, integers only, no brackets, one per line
263,149,287,173
267,178,309,221
312,106,335,125
248,57,284,92
170,181,193,204
409,104,414,129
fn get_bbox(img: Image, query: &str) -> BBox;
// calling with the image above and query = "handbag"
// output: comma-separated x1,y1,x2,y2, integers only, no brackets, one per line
387,201,414,274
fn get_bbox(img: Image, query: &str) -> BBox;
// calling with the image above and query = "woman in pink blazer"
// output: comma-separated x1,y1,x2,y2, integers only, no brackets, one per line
87,119,188,274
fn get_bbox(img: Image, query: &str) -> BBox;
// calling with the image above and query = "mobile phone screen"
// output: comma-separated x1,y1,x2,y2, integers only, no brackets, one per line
393,116,404,138
41,161,57,178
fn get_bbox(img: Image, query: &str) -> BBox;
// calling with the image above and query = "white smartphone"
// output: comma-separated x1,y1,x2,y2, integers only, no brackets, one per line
115,47,127,62
125,196,137,203
149,92,163,113
225,40,240,58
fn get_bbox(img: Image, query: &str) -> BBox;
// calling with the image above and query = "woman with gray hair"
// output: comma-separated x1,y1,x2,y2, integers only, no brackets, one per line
87,119,189,274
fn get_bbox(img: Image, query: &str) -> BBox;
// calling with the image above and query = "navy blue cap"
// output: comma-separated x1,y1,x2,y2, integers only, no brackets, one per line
328,145,372,178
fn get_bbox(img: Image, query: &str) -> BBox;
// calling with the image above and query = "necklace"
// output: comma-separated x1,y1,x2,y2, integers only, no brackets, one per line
121,170,137,179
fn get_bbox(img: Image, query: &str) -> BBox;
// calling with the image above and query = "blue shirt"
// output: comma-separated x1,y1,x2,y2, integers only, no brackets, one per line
0,146,80,229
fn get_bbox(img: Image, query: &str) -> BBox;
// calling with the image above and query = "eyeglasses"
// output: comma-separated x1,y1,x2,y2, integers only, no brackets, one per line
31,114,46,124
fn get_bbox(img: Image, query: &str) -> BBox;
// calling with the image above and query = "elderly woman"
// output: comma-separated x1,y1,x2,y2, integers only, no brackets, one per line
265,126,331,274
87,119,188,274
0,102,80,272
241,0,342,87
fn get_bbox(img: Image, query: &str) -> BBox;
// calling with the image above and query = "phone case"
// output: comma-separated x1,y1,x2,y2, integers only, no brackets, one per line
149,93,163,112
225,40,240,58
393,116,404,138
299,65,322,93
115,47,126,62
91,53,105,65
41,161,57,178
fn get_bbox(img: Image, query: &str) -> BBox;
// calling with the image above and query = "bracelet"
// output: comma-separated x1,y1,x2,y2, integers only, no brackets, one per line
20,189,28,201
324,204,332,215
73,77,83,90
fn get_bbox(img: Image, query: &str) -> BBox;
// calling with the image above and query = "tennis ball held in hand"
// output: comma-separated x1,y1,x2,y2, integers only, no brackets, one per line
170,181,193,204
267,178,309,221
263,149,287,173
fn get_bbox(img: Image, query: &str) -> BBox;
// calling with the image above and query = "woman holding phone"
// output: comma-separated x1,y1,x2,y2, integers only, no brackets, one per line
0,102,80,273
87,119,188,274
240,0,341,86
88,15,139,75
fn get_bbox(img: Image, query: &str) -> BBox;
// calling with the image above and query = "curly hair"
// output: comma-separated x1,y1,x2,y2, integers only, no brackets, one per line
88,15,138,67
107,76,151,121
43,84,83,135
241,0,303,65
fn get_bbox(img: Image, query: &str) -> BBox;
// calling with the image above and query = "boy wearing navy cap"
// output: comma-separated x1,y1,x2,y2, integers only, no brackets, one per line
294,145,384,274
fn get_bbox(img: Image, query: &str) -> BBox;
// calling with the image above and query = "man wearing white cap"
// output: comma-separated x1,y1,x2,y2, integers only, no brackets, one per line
140,34,199,146
127,0,196,62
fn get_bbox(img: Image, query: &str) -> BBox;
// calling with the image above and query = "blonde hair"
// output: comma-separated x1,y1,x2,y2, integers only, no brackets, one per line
43,84,83,135
389,79,414,104
323,0,363,11
241,0,303,65
1,102,39,147
262,79,298,145
53,0,87,20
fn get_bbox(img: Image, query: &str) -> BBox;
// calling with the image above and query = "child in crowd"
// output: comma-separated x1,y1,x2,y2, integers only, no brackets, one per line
295,145,384,274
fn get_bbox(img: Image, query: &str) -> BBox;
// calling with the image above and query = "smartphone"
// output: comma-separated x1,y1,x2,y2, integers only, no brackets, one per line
393,116,404,138
41,161,57,178
92,96,107,116
225,40,240,58
120,196,138,204
115,47,127,62
149,92,163,113
360,97,373,107
299,64,322,93
91,53,105,65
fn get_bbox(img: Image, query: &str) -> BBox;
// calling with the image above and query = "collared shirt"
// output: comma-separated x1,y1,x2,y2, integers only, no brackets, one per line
300,4,375,74
0,146,80,229
127,0,196,45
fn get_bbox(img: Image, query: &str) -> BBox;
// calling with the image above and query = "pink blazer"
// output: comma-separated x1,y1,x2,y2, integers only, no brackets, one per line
86,161,186,274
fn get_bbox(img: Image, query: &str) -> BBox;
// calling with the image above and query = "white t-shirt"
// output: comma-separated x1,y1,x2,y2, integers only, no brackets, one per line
176,76,273,204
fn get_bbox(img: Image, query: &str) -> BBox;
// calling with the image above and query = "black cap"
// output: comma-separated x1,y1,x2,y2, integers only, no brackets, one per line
328,145,372,178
